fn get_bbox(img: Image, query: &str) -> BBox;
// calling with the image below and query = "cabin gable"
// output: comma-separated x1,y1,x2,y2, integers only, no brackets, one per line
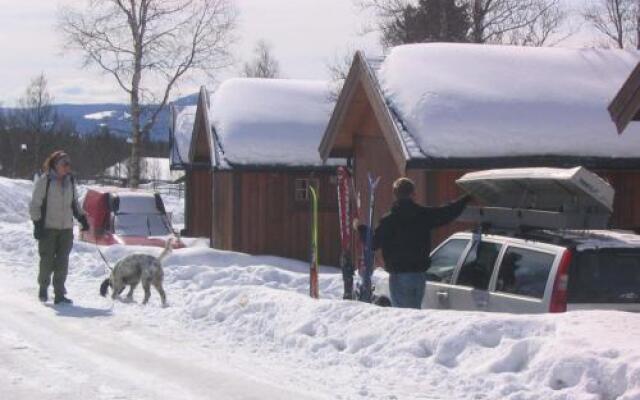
320,52,408,174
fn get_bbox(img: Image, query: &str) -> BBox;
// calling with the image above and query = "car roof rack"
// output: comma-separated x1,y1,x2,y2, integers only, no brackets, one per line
456,167,614,231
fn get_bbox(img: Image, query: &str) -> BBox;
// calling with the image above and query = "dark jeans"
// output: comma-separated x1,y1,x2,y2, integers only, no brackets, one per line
389,272,426,309
38,229,73,297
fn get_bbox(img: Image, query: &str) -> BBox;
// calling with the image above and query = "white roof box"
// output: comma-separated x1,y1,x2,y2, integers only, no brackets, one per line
456,167,615,230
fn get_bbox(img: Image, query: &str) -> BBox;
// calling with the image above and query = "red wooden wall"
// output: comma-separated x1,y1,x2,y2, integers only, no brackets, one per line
211,170,341,266
185,169,213,238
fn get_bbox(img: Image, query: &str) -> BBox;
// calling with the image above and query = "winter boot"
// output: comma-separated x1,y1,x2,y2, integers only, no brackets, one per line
54,296,73,305
38,287,48,302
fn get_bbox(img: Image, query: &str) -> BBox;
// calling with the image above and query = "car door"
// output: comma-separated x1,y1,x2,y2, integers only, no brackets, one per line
489,244,560,313
422,237,471,310
448,239,504,311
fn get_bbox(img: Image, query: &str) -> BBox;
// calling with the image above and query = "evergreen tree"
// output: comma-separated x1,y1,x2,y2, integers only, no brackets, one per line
382,0,470,46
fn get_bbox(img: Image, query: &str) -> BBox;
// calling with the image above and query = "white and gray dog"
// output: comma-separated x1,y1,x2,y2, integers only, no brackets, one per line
100,240,172,306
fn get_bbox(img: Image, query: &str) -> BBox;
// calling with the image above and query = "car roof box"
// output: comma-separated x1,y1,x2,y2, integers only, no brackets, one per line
456,167,614,230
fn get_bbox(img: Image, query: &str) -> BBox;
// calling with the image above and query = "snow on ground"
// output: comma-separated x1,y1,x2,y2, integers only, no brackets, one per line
84,111,117,120
1,176,640,399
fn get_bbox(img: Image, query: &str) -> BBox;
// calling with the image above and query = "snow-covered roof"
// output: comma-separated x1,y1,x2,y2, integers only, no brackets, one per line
376,43,640,160
170,105,197,169
103,157,184,182
209,78,337,167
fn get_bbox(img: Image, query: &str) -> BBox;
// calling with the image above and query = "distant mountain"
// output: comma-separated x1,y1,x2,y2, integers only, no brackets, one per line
2,94,198,142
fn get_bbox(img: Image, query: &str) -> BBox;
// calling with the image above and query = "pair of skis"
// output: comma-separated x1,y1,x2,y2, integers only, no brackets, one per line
336,167,380,303
308,169,380,302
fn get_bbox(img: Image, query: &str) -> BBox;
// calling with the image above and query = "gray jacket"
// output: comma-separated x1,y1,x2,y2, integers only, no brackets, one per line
29,173,84,230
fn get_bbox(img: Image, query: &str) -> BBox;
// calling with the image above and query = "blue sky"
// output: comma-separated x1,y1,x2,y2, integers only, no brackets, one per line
0,0,613,105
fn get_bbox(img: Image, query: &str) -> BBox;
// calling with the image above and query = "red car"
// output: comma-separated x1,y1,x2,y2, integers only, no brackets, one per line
79,187,184,249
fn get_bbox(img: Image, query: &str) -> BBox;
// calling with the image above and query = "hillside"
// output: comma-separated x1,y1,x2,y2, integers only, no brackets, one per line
1,93,198,142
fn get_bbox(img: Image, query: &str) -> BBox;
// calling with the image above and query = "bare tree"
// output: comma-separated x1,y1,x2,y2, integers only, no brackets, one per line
468,0,566,45
59,0,236,187
16,74,57,174
505,0,570,46
242,40,281,78
326,47,358,101
583,0,638,49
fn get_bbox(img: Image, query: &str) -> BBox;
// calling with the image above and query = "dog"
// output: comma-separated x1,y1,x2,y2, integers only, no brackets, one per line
100,239,172,306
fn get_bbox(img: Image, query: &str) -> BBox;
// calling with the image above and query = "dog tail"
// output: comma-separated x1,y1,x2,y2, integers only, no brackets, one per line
99,278,111,297
158,238,174,263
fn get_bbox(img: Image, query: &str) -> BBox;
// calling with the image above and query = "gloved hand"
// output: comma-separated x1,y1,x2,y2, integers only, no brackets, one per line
33,220,43,240
78,215,90,232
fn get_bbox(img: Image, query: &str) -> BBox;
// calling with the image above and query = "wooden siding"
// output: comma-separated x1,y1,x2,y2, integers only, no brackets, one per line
211,170,341,266
598,170,640,230
185,169,213,238
212,171,234,249
353,134,402,226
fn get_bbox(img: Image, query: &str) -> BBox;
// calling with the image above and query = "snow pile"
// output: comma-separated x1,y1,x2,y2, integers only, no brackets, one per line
103,157,184,182
209,78,335,167
84,110,117,120
1,176,640,399
379,43,640,159
171,105,197,168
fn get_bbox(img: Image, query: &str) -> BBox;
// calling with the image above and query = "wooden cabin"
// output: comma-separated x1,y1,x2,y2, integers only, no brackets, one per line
169,104,211,238
183,79,342,265
320,43,640,244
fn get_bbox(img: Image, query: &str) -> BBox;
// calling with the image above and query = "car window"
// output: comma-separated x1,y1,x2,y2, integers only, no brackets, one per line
568,249,640,304
427,239,469,283
495,247,556,299
455,241,502,290
114,214,171,236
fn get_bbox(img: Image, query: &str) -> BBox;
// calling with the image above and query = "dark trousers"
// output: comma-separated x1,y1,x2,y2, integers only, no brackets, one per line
38,229,73,297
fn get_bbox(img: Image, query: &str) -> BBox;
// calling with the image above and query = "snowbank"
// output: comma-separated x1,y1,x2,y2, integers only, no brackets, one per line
1,176,640,399
378,43,640,159
103,157,184,182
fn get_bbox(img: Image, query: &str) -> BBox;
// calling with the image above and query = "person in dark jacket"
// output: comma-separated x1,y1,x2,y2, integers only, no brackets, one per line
362,177,470,309
29,151,89,304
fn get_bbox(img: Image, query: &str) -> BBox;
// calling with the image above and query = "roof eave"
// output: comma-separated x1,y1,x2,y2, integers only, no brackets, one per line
608,61,640,134
406,155,640,170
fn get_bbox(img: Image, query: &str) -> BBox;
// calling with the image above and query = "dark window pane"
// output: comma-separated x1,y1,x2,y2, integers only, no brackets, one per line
456,242,502,290
495,247,555,299
427,239,469,283
568,250,640,303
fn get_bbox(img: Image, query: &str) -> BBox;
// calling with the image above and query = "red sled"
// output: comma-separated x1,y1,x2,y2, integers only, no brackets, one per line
79,187,184,249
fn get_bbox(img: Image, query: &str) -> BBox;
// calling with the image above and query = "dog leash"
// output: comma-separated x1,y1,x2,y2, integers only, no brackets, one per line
93,236,113,273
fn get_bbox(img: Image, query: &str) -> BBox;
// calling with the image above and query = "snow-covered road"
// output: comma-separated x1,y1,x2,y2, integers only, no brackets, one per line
0,264,321,400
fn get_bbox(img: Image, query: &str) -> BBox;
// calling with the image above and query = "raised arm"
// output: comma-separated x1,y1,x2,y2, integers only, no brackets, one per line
426,195,471,228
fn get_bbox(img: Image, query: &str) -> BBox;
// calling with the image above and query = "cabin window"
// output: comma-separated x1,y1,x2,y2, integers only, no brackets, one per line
294,178,319,202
